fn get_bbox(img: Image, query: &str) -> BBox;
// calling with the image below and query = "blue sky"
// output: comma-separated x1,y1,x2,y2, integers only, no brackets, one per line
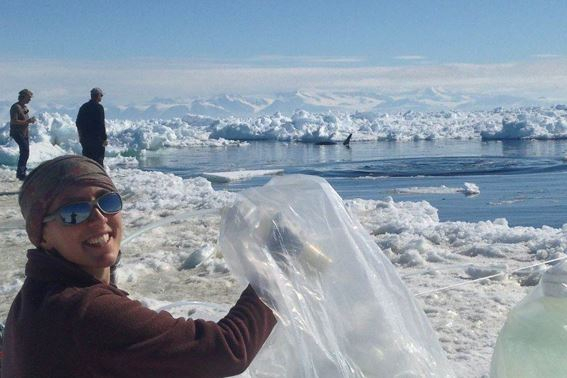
2,0,567,104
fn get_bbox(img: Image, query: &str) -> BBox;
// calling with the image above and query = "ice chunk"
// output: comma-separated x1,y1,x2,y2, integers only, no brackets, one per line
202,169,284,183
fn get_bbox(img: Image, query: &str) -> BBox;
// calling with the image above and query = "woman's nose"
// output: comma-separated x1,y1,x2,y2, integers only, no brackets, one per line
89,207,108,223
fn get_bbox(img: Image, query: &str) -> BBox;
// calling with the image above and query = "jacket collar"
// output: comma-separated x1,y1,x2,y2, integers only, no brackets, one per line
25,249,122,290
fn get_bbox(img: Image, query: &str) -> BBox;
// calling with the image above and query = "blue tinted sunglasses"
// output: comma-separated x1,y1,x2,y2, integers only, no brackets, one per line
43,192,122,226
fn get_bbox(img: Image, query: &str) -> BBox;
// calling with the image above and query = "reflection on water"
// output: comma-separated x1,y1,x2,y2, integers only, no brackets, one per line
139,139,567,228
141,139,567,178
500,139,567,157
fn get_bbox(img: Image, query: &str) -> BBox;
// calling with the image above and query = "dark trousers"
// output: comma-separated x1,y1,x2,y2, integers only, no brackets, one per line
81,143,105,166
12,133,29,178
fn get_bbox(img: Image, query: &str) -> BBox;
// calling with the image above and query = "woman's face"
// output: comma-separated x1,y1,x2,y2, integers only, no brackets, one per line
40,185,123,280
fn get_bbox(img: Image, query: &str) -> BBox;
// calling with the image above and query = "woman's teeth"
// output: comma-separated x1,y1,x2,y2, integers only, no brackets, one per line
85,234,110,246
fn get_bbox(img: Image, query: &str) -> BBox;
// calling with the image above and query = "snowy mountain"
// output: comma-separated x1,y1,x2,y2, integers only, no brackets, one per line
1,89,556,121
190,95,263,118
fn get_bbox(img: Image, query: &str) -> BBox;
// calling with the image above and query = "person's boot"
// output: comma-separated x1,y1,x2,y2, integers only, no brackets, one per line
16,166,27,180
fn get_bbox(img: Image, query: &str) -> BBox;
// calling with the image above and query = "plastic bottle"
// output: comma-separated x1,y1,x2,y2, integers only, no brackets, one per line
490,260,567,377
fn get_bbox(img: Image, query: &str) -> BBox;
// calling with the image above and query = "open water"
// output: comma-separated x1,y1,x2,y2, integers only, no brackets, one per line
140,139,567,228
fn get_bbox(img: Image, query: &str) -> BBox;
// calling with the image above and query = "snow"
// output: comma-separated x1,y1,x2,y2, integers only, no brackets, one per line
3,105,567,167
1,163,565,376
0,89,556,120
392,183,480,195
202,169,284,183
2,105,567,376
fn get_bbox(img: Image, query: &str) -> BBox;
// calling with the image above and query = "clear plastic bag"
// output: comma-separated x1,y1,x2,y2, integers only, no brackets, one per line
219,174,454,377
491,260,567,377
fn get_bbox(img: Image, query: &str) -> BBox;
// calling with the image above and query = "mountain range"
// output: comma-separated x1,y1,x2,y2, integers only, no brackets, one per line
1,88,559,121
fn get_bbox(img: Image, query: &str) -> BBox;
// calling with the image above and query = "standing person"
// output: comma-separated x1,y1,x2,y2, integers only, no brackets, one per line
10,89,36,180
2,155,277,377
76,88,108,166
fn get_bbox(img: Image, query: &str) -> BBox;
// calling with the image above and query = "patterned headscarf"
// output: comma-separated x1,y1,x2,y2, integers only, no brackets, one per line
19,155,117,247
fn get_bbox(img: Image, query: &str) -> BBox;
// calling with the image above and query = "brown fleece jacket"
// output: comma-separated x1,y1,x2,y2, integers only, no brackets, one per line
2,249,276,377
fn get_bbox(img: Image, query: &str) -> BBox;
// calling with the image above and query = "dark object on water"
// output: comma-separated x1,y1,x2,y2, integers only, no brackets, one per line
314,133,353,146
314,140,337,145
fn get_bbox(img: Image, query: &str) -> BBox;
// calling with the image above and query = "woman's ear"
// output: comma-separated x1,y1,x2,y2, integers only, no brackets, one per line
39,232,52,250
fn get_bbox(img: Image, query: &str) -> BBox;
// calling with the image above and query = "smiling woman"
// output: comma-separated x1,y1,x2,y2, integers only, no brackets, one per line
1,155,276,378
40,187,123,282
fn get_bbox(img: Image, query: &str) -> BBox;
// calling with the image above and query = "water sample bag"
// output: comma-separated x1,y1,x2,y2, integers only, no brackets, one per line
219,174,454,377
491,260,567,377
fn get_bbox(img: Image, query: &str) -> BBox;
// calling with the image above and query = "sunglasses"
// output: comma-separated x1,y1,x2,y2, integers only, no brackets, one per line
43,192,122,226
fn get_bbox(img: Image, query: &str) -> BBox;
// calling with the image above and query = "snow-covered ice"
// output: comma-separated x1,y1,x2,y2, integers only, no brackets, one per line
392,182,480,196
1,163,565,376
202,169,284,183
3,105,567,166
2,106,567,376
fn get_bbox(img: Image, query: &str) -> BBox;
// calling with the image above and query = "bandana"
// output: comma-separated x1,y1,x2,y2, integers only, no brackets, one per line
19,155,116,247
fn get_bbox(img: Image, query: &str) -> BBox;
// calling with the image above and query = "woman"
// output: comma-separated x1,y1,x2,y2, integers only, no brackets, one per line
2,155,276,377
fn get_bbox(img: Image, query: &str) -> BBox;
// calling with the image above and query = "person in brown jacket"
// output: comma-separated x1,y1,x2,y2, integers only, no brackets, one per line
1,155,276,378
9,89,37,180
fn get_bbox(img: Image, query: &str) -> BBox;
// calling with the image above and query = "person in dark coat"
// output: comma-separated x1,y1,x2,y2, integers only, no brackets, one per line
76,88,108,166
10,89,36,180
2,155,277,377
